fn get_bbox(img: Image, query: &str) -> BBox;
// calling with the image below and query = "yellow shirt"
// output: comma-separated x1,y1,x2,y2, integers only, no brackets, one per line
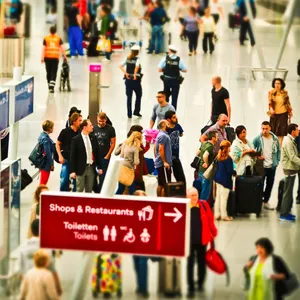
273,93,287,114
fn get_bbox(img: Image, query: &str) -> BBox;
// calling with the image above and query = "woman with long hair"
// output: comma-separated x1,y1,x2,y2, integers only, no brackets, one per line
268,78,293,147
116,131,143,195
214,140,235,221
119,45,143,118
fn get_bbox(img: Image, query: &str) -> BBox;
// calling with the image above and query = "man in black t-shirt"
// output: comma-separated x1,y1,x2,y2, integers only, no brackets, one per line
93,112,116,193
56,112,82,191
211,76,231,124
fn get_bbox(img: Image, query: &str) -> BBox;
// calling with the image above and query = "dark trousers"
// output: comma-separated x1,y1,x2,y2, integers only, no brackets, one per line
281,175,296,216
125,79,142,117
211,14,220,25
163,78,180,110
93,158,110,193
263,167,276,203
203,32,214,53
116,181,136,195
297,171,300,200
187,244,207,292
44,58,59,89
186,30,199,52
179,17,186,39
133,256,148,293
172,158,186,184
240,20,255,45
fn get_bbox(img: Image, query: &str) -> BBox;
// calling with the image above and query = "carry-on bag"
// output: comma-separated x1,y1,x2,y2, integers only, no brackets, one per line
164,168,186,198
228,13,240,30
235,175,263,217
227,190,236,217
158,258,182,297
91,253,122,298
277,179,285,212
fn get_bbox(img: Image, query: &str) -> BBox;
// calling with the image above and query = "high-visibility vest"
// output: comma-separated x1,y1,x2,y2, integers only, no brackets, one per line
44,35,61,59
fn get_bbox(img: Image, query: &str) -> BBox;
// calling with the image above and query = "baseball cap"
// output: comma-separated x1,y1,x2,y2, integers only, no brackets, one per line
69,107,81,117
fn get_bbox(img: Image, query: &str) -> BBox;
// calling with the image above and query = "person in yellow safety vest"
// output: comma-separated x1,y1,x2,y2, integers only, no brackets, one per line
41,26,67,93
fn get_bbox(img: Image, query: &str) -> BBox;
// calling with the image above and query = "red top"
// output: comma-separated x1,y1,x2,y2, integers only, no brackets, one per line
198,200,218,245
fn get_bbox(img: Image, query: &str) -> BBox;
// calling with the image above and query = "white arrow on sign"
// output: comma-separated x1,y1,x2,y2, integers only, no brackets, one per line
164,207,183,223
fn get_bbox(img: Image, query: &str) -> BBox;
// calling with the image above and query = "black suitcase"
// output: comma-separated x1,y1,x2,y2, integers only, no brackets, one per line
87,36,100,57
227,190,236,217
164,168,186,198
235,176,263,217
277,179,285,212
228,13,240,30
298,59,300,76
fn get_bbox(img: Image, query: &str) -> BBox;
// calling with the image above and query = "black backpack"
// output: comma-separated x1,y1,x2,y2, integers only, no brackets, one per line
109,17,118,34
28,143,45,168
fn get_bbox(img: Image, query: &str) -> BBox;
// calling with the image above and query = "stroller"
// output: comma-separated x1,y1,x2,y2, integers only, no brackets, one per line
59,59,71,92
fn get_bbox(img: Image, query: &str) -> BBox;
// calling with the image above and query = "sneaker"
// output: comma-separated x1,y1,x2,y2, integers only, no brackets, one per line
288,213,296,219
264,203,275,210
133,113,142,118
296,198,300,204
49,88,54,93
279,215,296,222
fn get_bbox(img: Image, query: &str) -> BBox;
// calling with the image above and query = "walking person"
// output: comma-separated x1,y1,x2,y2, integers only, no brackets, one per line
56,112,82,192
66,0,84,59
70,119,103,193
267,78,293,147
158,45,187,110
38,120,55,185
41,26,67,93
93,112,116,193
119,45,143,118
214,140,235,221
279,123,300,222
175,0,191,41
147,0,168,54
186,187,218,297
201,7,215,54
253,121,281,210
210,0,224,40
183,7,201,56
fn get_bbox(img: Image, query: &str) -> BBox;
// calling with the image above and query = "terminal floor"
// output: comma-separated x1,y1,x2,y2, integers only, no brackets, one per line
2,0,300,299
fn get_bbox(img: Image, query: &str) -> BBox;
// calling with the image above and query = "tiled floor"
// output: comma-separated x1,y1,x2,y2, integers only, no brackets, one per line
1,0,300,299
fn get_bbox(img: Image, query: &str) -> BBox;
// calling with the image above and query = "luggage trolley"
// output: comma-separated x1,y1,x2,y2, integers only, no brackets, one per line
119,20,143,49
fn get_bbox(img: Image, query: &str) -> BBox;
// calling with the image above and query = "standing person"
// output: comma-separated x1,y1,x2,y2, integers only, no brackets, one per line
230,125,256,176
115,131,143,195
268,78,293,147
253,121,281,210
66,0,84,59
93,112,116,193
158,45,187,110
214,140,235,221
279,123,300,222
165,110,186,184
244,238,291,300
237,0,256,46
210,0,224,40
99,5,113,61
211,76,231,124
186,187,218,297
19,249,60,300
200,114,228,155
119,45,143,118
38,120,55,185
201,7,215,54
183,7,201,56
56,112,82,192
155,120,173,197
175,0,191,41
294,135,300,205
41,26,67,93
70,119,103,193
147,0,168,54
65,106,81,128
198,131,218,201
150,91,175,129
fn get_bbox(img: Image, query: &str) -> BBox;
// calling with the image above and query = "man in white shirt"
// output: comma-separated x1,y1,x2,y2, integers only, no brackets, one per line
253,121,281,210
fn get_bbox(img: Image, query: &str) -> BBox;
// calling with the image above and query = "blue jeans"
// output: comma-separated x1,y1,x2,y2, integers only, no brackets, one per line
149,25,163,54
133,256,148,293
199,172,212,201
60,160,76,192
93,158,110,193
68,26,84,56
116,182,136,195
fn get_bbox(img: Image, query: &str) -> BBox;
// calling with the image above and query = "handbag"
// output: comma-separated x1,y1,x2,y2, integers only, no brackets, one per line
203,158,218,180
190,156,200,169
118,164,134,186
281,273,300,296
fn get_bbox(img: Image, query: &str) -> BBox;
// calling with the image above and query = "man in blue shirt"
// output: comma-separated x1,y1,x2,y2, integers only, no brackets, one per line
165,110,186,184
158,45,187,110
155,119,173,197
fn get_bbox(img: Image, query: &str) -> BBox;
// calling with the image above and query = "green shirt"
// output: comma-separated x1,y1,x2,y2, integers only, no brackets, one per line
199,141,214,173
100,15,110,36
248,263,265,300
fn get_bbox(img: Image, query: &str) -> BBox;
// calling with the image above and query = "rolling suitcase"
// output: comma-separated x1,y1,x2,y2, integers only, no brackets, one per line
277,179,285,212
158,258,182,297
91,254,122,298
164,169,186,198
235,176,263,217
228,13,240,30
227,190,236,217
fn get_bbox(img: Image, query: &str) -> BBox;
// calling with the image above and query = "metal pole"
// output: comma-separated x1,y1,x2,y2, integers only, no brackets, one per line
245,0,267,71
56,0,65,39
274,0,297,70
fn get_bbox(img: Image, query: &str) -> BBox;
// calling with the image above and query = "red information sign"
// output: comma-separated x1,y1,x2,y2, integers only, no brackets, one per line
40,192,190,257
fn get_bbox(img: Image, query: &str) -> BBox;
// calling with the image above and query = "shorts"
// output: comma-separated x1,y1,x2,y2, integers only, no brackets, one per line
157,166,171,186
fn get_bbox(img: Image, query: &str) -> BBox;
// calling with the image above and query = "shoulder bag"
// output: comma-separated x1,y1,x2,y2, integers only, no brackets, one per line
203,158,218,180
118,164,135,186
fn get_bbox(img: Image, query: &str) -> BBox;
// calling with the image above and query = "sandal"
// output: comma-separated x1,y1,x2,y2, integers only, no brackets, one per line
215,216,221,221
222,216,233,221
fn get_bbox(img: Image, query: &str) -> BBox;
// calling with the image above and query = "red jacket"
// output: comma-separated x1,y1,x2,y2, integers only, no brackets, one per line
198,200,218,245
